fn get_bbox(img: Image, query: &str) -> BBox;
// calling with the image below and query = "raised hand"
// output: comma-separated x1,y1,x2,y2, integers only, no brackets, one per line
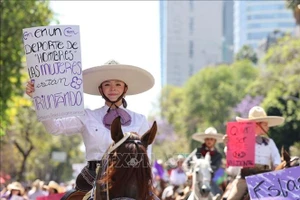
25,80,35,97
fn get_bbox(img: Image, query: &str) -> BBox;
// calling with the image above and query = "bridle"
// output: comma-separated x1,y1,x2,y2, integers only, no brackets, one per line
94,132,146,200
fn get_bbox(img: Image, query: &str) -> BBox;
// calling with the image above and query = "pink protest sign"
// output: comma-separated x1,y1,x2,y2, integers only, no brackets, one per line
226,121,255,167
245,166,300,200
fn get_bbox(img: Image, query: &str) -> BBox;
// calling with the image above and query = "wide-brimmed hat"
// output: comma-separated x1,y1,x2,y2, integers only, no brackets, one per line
236,106,284,127
192,127,223,143
32,179,44,189
43,181,62,193
83,60,155,96
7,182,24,194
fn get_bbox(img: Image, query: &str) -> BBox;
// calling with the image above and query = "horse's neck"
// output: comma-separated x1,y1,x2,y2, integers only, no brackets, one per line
189,191,212,200
110,181,138,199
192,182,202,198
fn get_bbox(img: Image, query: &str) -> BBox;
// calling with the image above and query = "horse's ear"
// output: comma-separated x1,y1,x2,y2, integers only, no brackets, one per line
111,117,124,143
141,121,157,147
281,146,290,162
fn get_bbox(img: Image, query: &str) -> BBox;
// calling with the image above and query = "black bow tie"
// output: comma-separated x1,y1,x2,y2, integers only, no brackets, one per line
256,135,269,145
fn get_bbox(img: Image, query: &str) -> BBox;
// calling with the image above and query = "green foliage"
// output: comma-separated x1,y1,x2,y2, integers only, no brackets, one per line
158,60,258,152
1,104,84,182
183,61,258,137
255,36,300,151
285,0,300,9
159,85,185,129
0,0,54,134
235,45,258,64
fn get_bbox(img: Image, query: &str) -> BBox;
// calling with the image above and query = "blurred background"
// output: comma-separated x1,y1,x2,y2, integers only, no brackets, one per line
0,0,299,191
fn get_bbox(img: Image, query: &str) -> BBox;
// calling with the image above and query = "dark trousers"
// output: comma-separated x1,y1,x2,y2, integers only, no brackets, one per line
75,165,97,192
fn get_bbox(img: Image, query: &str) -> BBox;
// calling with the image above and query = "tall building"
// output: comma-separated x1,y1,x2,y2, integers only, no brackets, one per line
160,0,233,87
234,0,296,53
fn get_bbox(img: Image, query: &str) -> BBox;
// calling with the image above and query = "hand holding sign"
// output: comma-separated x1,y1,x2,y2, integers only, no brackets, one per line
23,25,84,121
226,121,256,167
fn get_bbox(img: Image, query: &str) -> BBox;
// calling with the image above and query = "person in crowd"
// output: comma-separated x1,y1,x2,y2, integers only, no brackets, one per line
223,106,283,200
169,155,188,189
43,181,63,195
28,179,47,200
25,60,155,192
0,182,25,200
184,127,224,195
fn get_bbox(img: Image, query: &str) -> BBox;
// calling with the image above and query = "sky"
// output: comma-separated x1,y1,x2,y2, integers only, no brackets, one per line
49,1,161,117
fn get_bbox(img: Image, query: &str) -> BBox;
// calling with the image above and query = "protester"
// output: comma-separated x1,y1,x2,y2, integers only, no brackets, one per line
28,179,46,200
223,106,283,200
0,182,25,200
169,155,187,189
25,60,155,192
185,127,224,195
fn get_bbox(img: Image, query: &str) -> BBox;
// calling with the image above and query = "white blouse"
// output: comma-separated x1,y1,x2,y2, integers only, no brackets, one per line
255,138,281,167
41,105,151,161
169,168,188,186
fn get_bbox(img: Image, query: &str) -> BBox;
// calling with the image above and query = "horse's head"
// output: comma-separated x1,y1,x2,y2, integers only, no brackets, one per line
190,152,213,197
98,116,157,200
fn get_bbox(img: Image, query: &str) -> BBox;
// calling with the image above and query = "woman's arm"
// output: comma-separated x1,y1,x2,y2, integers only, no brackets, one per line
42,116,84,136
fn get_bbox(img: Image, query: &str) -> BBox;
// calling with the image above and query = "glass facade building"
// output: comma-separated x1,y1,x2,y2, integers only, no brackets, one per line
234,0,295,53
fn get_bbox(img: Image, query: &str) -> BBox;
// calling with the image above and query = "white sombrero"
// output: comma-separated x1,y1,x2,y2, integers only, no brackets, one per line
43,180,63,193
236,106,284,127
7,182,25,194
192,127,223,143
83,60,155,96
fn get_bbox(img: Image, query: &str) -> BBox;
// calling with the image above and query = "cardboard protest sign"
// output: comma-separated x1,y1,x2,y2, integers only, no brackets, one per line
226,121,255,167
246,166,300,200
23,25,84,121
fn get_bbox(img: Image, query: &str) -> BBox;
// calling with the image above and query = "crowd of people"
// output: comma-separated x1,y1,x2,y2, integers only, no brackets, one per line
151,106,285,200
0,179,74,200
3,60,287,200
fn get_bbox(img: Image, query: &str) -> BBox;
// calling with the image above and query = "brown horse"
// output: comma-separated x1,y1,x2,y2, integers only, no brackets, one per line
93,116,158,200
221,147,299,200
61,117,158,200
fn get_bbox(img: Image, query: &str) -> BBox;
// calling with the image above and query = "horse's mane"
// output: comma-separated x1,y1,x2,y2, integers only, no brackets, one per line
99,132,154,199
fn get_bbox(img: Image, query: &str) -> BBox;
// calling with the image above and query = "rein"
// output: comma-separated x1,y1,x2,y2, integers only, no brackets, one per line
106,132,132,200
91,132,131,200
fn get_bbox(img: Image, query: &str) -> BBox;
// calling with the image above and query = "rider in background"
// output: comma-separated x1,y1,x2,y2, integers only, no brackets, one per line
223,106,284,200
185,127,224,196
25,60,155,193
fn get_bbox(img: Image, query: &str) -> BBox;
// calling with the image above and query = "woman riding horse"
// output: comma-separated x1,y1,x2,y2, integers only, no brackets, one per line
26,60,155,193
95,116,159,200
222,106,284,200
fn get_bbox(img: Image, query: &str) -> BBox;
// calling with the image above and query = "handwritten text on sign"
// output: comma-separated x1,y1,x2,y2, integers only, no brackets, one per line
246,166,300,200
23,25,84,121
226,122,255,167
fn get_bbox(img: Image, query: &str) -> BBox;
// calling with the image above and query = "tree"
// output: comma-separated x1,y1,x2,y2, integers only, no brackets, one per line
152,86,190,159
1,96,84,182
248,36,300,152
233,95,264,118
0,0,54,135
235,45,258,64
181,61,258,150
285,0,300,36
